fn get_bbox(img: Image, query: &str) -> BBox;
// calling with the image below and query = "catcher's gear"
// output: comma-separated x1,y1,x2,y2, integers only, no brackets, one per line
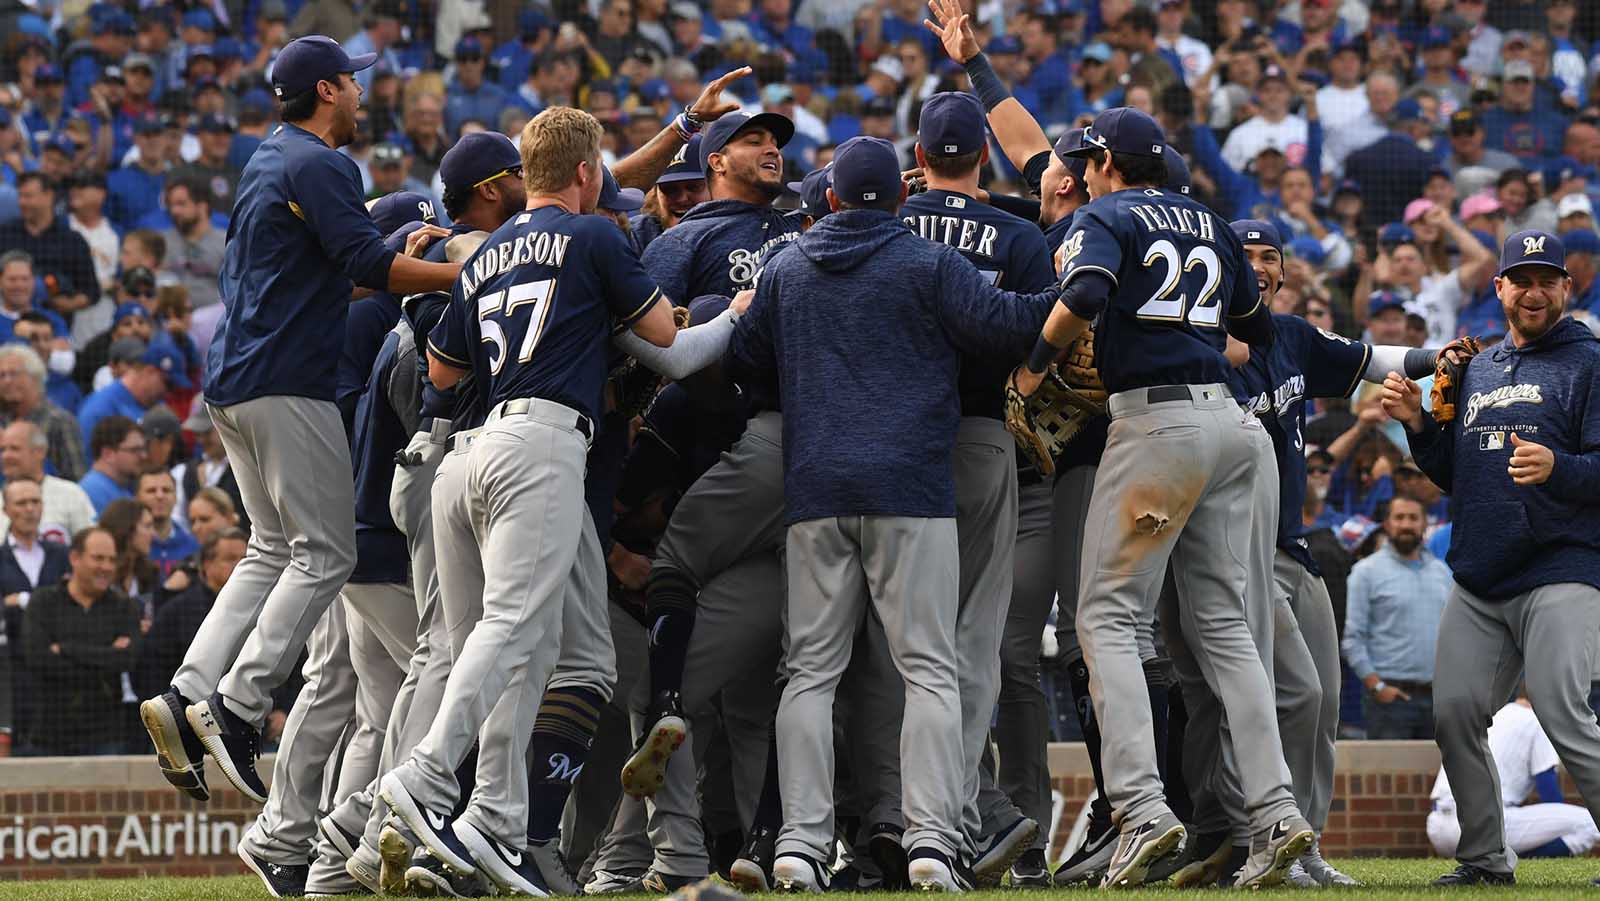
1429,336,1483,424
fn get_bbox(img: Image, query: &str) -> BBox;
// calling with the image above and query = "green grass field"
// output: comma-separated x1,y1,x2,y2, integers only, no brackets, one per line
0,859,1597,900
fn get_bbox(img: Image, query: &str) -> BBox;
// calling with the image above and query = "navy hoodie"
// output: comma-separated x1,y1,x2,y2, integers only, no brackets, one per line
640,199,800,302
1408,316,1600,600
728,209,1058,524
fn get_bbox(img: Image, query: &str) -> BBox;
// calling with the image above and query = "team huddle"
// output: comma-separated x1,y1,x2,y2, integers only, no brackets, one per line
129,9,1600,899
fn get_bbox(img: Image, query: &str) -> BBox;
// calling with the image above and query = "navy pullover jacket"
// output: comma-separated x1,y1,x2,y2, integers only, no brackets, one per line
641,198,799,301
728,209,1058,524
206,123,397,407
1407,316,1600,599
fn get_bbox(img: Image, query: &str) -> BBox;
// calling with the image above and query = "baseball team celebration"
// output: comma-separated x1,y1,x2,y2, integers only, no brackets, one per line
0,0,1599,896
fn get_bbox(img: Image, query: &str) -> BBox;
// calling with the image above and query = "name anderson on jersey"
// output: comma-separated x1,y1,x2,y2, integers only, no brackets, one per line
459,224,572,298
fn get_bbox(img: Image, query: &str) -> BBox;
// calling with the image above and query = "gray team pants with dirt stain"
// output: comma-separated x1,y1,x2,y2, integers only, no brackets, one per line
777,515,963,862
391,403,615,846
1434,582,1600,875
172,395,357,723
1077,384,1297,835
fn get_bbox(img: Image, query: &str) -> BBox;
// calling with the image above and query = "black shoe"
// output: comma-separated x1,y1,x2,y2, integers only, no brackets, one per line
454,818,555,896
1434,864,1514,887
186,693,267,802
868,822,909,891
620,690,687,799
906,846,974,893
239,845,309,897
1008,848,1052,888
379,772,480,877
627,868,704,894
140,688,209,801
1052,816,1117,885
407,848,490,898
729,825,778,893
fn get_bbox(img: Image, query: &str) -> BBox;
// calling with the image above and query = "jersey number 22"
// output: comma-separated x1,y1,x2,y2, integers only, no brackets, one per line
1136,239,1221,327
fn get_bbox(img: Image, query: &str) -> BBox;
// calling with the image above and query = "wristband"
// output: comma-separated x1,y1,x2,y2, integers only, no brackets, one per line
1026,334,1059,374
670,114,694,142
963,53,1012,113
1372,680,1388,695
681,109,704,132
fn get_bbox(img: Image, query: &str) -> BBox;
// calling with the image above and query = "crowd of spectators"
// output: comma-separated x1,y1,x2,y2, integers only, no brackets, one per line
0,0,1597,753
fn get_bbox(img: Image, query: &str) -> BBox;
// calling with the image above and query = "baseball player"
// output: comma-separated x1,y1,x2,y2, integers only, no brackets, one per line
139,35,460,804
898,90,1056,884
620,107,799,801
378,107,682,895
1428,694,1600,860
1382,230,1600,887
728,135,1060,893
631,136,708,252
1007,106,1312,888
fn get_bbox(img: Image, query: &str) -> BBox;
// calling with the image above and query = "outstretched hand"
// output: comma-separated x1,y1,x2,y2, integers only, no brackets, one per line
689,66,754,123
924,0,980,64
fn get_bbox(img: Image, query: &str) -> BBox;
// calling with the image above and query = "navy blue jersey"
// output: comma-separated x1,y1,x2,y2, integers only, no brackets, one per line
207,123,396,407
429,206,661,424
348,320,419,584
903,189,1057,419
415,224,490,430
640,199,799,301
1059,188,1263,394
1229,313,1370,571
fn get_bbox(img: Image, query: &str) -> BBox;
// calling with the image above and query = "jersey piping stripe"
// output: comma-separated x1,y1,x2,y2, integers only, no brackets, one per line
1228,295,1263,319
427,338,471,368
1060,264,1118,289
1340,343,1373,400
619,287,663,325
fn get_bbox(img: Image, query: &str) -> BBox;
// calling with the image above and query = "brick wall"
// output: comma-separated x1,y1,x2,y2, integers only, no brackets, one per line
0,742,1462,880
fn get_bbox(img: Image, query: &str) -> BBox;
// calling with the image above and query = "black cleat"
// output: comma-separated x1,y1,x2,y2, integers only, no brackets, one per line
140,688,209,801
620,690,687,799
1008,848,1052,888
186,693,267,803
1434,864,1515,887
729,825,778,893
239,844,310,897
868,821,910,891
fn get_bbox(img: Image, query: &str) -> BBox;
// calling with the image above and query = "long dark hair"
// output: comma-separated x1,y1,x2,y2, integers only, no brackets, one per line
99,498,158,596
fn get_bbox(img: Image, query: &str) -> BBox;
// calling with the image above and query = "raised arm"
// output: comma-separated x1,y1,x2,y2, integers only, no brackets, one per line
924,0,1052,171
612,68,753,189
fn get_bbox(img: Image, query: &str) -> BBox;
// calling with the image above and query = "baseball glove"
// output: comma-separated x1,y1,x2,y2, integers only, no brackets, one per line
1005,364,1108,477
1429,336,1484,424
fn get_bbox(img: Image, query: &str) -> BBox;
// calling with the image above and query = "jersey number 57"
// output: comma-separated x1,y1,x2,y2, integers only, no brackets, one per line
478,279,556,375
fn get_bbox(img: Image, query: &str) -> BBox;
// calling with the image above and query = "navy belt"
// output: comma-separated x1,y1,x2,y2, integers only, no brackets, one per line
1146,385,1192,404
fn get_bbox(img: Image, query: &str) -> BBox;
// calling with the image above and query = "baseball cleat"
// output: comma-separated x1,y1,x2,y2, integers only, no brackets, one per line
528,837,579,895
1433,864,1515,887
622,868,703,894
1007,848,1052,888
620,691,687,799
185,693,267,803
1285,860,1318,888
319,815,363,863
1101,812,1186,889
1300,837,1359,886
379,772,479,876
583,868,646,895
409,847,490,897
1235,815,1315,889
868,821,910,891
1053,817,1117,885
907,846,974,893
972,816,1038,886
379,821,417,896
1170,830,1232,888
238,844,309,897
455,817,554,896
344,841,383,894
140,689,209,801
729,825,778,892
303,839,371,898
771,852,830,893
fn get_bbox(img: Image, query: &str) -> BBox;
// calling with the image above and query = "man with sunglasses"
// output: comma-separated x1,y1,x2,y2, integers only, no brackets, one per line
444,36,510,139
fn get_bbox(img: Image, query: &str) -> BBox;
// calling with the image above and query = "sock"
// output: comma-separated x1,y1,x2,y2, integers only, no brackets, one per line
1066,656,1112,828
645,570,698,698
1164,683,1193,823
451,742,479,818
526,686,605,843
750,722,783,835
1144,659,1171,783
1529,837,1573,858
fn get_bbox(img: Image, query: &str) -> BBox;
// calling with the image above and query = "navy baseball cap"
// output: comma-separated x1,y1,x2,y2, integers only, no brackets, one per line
197,113,235,133
986,35,1021,55
1368,290,1407,317
1163,145,1190,194
133,114,163,135
918,92,985,157
1379,222,1416,245
113,302,151,325
1498,229,1567,277
1390,97,1424,124
1231,219,1283,254
519,8,551,36
700,111,794,174
831,136,901,206
659,135,706,184
599,166,645,213
1334,178,1362,197
182,8,216,32
1065,107,1167,159
438,131,521,194
1052,127,1088,183
271,35,378,100
786,163,833,218
1421,25,1452,49
1288,235,1329,265
383,220,427,253
1563,229,1600,257
142,337,191,389
369,190,437,235
455,36,485,58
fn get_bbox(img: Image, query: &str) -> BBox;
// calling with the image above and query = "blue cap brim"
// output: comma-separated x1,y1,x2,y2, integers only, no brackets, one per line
1498,260,1567,277
603,188,646,213
656,170,706,184
346,51,378,72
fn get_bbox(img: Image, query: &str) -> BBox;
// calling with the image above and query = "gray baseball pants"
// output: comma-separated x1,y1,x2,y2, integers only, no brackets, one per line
241,599,357,865
571,605,650,876
1078,384,1296,833
642,553,784,877
1274,551,1341,831
1434,581,1600,875
173,395,357,723
777,515,963,861
391,402,614,846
